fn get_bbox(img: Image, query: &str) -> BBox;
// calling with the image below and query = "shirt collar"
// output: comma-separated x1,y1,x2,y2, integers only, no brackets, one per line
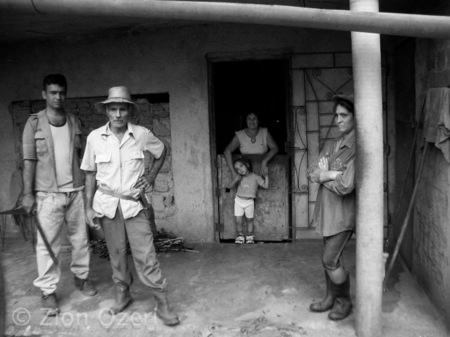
101,122,135,137
339,130,356,149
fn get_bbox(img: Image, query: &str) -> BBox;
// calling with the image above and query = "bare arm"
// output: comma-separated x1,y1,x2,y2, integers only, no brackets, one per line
84,170,101,229
134,144,167,190
223,175,242,189
261,131,279,176
21,159,36,214
224,135,240,179
148,144,167,184
318,170,341,183
261,174,269,189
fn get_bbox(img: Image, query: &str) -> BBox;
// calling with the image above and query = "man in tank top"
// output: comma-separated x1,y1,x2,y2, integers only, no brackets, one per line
21,74,97,316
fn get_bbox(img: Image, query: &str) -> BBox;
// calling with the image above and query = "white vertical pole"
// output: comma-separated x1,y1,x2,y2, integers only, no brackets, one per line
350,0,384,336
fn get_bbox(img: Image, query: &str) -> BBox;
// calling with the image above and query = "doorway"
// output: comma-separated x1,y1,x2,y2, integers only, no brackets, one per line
210,58,290,241
393,39,416,269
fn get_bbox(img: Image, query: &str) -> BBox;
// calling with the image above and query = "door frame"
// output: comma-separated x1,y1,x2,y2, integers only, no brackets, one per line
206,50,292,242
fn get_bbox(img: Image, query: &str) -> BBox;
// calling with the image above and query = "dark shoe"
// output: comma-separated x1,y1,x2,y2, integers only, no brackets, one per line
74,276,98,296
152,291,179,326
109,283,133,315
310,271,334,312
41,293,60,316
328,272,353,321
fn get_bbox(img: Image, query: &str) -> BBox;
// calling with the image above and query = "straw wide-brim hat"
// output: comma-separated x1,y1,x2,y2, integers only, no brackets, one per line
95,86,137,112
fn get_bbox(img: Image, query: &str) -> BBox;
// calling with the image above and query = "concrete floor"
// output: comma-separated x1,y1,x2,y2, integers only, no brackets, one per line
1,237,449,337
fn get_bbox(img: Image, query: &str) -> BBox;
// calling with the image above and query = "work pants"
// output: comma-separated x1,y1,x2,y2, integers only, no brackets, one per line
33,191,90,295
322,230,353,271
100,206,167,292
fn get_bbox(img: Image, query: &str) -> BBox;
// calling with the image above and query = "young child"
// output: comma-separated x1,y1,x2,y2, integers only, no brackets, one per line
228,158,269,244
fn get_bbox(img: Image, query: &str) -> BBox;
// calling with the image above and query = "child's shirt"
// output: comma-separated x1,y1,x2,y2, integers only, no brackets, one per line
236,172,266,199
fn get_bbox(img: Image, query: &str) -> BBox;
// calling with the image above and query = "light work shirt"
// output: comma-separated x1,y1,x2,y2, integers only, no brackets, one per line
81,122,164,220
22,110,84,192
310,132,356,237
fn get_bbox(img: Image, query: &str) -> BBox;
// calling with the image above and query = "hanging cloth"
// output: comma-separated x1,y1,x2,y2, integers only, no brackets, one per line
423,87,450,162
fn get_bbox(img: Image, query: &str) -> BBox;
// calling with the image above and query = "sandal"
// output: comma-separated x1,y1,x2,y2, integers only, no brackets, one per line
235,235,245,244
246,235,254,244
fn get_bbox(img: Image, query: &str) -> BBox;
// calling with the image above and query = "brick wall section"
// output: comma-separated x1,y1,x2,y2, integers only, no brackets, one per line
414,148,449,288
11,97,176,222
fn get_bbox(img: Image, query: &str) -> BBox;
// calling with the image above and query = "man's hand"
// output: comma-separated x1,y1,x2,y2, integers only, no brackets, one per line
134,175,154,191
318,156,329,171
20,194,35,215
85,207,102,230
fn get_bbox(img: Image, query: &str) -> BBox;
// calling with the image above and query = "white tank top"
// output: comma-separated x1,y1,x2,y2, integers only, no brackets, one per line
49,122,74,191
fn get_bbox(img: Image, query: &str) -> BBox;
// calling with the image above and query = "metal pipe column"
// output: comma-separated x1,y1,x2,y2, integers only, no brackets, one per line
350,0,384,336
2,0,450,39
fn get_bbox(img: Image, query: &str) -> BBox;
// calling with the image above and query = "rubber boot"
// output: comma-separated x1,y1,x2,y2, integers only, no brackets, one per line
328,272,353,321
152,291,180,326
310,271,334,312
109,282,133,315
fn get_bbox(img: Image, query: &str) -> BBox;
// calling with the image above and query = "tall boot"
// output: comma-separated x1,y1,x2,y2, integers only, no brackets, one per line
328,272,352,321
310,271,334,312
152,290,180,326
109,282,133,315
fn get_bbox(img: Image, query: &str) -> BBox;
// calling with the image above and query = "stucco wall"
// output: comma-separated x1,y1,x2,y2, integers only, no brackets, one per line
0,24,350,242
414,36,450,328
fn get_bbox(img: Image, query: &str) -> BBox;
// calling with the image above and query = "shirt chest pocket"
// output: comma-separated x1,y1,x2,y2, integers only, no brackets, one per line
34,131,48,155
125,151,145,172
95,153,112,172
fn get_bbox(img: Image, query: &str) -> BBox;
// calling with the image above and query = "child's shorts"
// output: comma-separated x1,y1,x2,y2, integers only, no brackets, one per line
234,195,255,218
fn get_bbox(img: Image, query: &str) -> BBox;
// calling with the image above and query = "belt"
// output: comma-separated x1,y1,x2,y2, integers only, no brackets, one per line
97,187,138,201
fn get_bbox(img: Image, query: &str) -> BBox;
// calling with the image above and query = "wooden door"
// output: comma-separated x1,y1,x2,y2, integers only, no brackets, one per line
217,154,289,241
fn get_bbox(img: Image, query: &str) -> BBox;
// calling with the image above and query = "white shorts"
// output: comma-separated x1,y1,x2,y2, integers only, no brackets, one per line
234,196,255,218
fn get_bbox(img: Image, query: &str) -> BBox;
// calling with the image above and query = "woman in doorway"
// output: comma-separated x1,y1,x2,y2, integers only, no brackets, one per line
306,94,356,321
224,112,279,182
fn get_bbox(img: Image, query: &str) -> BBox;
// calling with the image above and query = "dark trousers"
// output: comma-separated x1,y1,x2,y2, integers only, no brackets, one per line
100,206,167,292
322,230,353,271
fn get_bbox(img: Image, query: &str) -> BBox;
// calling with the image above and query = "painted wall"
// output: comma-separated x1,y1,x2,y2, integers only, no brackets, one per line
414,21,450,327
0,24,350,242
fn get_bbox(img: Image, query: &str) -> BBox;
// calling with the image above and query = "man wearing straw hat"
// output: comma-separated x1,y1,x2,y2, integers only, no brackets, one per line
81,86,179,326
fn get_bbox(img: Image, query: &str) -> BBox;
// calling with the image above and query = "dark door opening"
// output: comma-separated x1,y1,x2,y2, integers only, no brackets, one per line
393,39,416,269
213,59,288,155
211,58,290,242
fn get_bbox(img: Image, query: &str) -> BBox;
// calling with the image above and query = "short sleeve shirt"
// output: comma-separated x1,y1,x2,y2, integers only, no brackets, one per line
81,122,164,219
236,173,265,199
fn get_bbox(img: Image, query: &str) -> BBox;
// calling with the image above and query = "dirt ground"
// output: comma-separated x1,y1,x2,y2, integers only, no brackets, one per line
1,237,449,337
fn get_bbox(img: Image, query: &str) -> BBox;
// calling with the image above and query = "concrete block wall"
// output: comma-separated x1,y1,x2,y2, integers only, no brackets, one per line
414,22,450,327
414,147,449,297
0,23,352,242
10,97,176,226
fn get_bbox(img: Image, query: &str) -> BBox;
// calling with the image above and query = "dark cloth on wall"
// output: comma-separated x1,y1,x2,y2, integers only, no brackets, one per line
423,87,450,162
